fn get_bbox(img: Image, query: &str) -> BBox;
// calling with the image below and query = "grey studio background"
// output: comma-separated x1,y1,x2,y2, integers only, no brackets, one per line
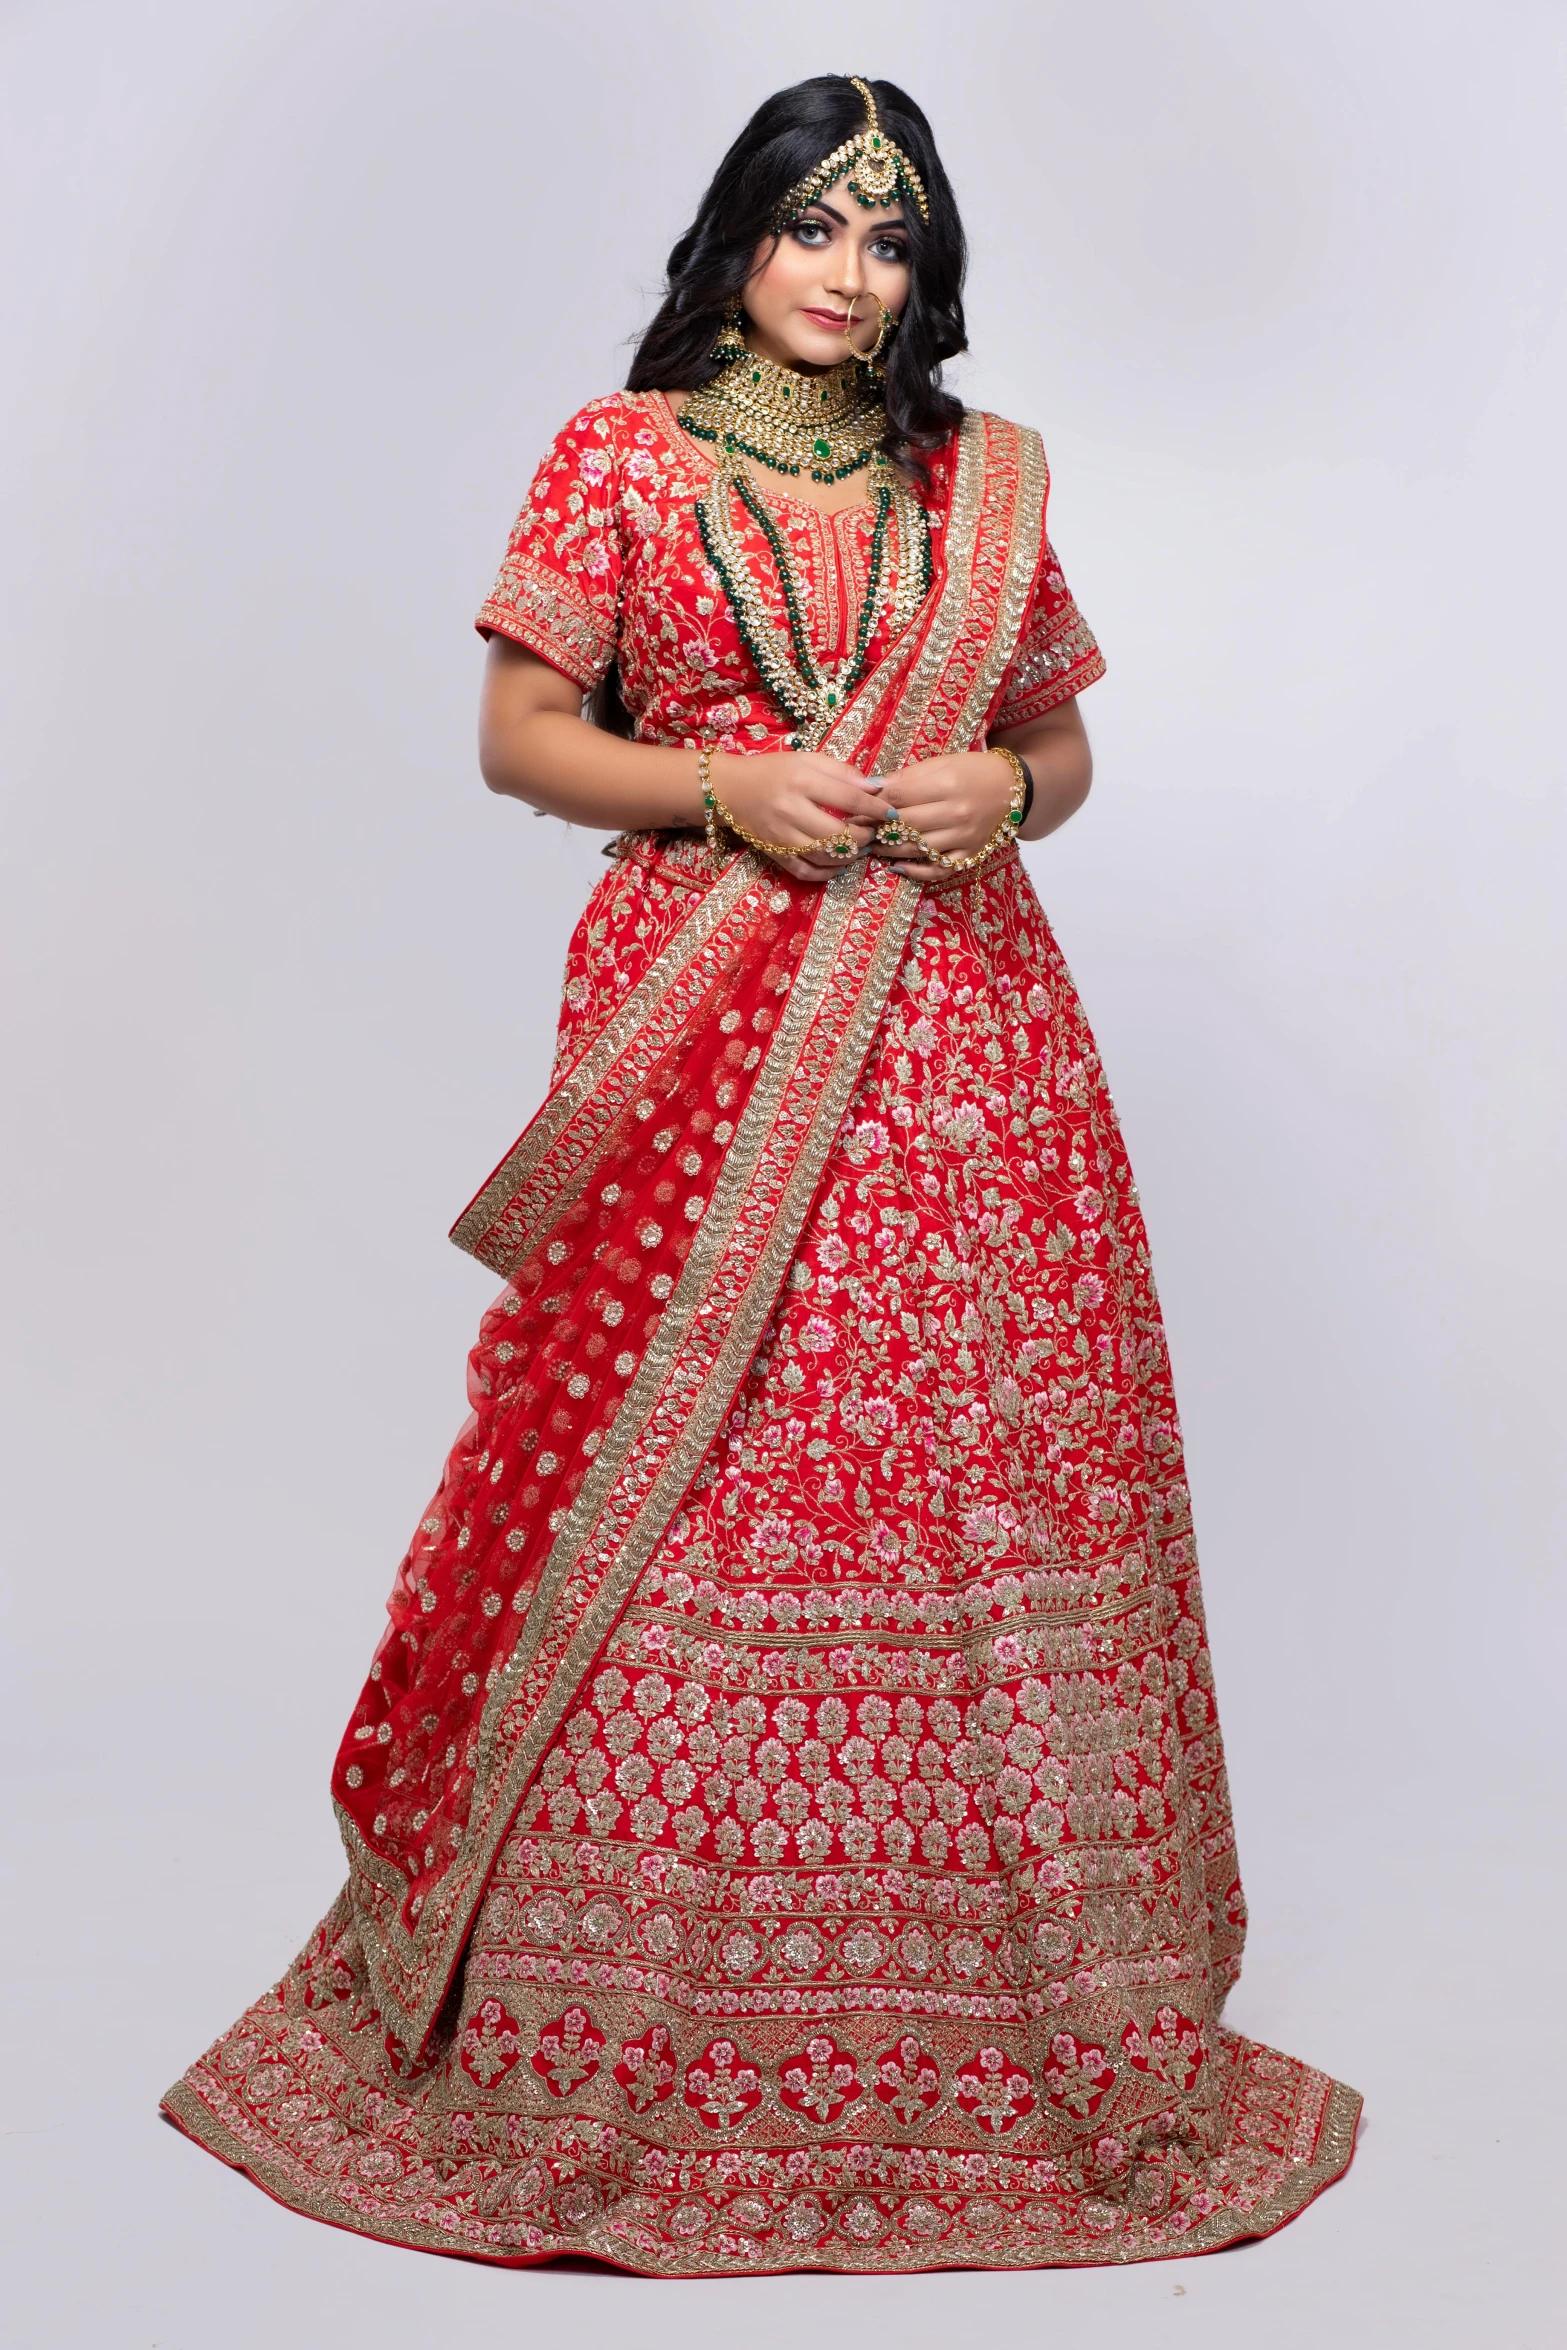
2,2,1563,2345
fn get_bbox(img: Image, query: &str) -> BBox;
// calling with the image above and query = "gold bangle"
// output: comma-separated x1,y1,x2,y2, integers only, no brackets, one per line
698,744,724,862
916,746,1028,873
988,743,1029,808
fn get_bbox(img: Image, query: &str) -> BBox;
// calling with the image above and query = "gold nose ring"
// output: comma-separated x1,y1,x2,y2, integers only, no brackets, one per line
843,291,895,368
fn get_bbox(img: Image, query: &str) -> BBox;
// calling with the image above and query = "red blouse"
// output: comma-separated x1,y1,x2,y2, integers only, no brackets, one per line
476,392,1104,751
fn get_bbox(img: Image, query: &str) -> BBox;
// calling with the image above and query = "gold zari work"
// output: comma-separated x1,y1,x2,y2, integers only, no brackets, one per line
163,404,1358,2271
166,852,1360,2273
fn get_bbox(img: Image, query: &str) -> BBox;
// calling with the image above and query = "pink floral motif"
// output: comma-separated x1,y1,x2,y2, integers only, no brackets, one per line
300,1949,356,2008
613,2023,678,2114
954,2045,1037,2133
1122,2006,1206,2094
458,1998,523,2088
529,2005,604,2096
778,2035,861,2124
872,2035,942,2123
682,2037,763,2130
1042,2031,1117,2120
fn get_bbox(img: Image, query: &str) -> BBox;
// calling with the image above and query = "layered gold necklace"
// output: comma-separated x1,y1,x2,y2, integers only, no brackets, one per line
681,349,888,485
682,344,933,751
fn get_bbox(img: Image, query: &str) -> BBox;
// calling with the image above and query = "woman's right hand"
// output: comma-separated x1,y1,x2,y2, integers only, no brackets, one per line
712,750,887,884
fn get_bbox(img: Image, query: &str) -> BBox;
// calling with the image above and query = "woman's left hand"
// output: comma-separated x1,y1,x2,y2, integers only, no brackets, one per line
868,752,1017,881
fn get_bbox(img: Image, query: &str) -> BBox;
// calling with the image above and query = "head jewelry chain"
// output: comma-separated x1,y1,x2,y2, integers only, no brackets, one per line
771,76,930,230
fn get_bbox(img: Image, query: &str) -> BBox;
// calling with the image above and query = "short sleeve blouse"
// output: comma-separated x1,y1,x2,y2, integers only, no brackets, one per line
476,393,1103,747
990,541,1106,730
476,398,626,691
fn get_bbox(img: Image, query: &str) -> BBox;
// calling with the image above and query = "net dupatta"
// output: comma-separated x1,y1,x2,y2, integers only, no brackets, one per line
333,412,1050,2057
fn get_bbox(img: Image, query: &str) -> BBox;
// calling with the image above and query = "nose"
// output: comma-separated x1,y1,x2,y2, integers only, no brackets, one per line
827,244,866,300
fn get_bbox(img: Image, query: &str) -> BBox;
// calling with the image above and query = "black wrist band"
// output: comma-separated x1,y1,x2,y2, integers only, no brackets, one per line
1018,757,1035,825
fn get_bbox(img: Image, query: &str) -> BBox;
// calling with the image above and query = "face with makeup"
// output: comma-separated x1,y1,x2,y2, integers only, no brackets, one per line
740,191,911,373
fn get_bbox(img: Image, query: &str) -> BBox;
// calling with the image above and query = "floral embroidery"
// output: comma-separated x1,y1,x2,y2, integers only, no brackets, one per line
872,2035,943,2122
778,2035,861,2124
1042,2031,1118,2121
475,394,1101,749
954,2045,1038,2133
614,2024,678,2113
162,404,1360,2277
682,2038,764,2130
530,2005,605,2096
989,542,1106,729
458,1997,523,2087
1123,2006,1206,2094
167,846,1363,2265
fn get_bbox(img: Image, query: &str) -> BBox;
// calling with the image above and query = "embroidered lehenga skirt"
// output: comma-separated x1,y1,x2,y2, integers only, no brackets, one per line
164,835,1359,2272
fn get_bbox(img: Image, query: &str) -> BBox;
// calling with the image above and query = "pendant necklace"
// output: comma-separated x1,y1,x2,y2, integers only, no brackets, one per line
686,353,932,750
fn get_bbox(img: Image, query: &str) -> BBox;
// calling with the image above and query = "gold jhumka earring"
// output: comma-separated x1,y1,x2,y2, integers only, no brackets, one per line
711,303,748,362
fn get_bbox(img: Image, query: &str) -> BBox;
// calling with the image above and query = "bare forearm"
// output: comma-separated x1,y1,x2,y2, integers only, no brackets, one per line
480,707,706,832
477,642,1093,852
996,706,1094,842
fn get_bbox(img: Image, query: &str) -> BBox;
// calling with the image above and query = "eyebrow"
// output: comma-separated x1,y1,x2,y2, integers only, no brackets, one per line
803,198,907,232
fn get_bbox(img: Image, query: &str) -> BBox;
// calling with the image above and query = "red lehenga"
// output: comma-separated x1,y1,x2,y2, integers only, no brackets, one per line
164,393,1359,2271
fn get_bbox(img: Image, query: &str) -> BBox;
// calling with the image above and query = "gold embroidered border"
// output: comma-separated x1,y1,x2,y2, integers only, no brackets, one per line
843,411,990,775
949,424,1048,750
477,549,617,687
812,415,1042,922
615,1580,1163,1652
345,861,919,2045
160,2071,1360,2274
449,852,759,1272
829,414,1046,779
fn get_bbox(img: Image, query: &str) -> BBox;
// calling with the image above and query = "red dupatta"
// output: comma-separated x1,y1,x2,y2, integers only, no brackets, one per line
333,411,1051,2059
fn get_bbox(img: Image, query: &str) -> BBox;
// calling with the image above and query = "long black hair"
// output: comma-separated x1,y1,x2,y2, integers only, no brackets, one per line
592,78,966,740
627,74,967,466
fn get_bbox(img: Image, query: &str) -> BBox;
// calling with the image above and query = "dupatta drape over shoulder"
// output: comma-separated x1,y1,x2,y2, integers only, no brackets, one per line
165,401,1361,2271
333,415,1051,2058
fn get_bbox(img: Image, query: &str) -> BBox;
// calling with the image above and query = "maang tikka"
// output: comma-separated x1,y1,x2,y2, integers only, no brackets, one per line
772,76,930,230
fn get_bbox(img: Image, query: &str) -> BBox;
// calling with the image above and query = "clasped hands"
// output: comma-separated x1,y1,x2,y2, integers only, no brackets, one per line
708,748,1016,886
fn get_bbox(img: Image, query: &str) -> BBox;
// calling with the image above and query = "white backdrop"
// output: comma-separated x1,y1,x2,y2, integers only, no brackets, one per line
2,3,1563,2344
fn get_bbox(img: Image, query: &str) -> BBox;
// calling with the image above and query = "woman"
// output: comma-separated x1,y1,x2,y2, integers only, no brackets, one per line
164,74,1358,2273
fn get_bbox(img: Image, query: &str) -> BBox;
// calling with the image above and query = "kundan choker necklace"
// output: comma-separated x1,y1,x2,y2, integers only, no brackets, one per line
681,348,887,485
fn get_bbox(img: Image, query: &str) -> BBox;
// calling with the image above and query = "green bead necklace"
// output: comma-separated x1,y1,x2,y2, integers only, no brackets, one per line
695,449,932,751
